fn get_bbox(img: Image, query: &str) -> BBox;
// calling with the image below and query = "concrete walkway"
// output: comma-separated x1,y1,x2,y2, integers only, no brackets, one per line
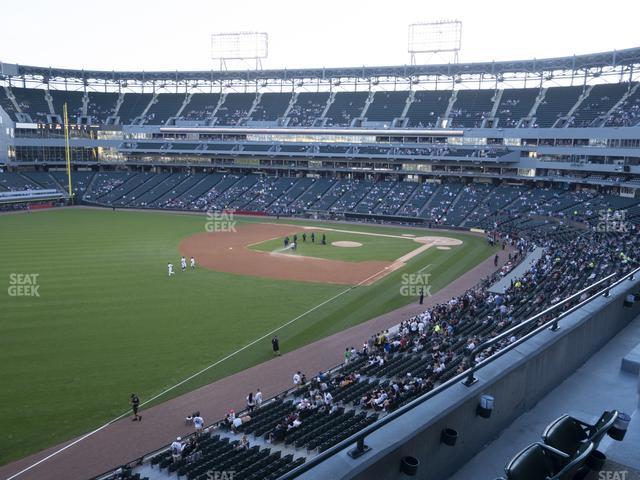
448,314,640,480
487,246,544,294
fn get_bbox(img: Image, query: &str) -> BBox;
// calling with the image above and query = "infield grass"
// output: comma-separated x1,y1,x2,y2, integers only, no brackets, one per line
0,208,496,465
249,228,423,262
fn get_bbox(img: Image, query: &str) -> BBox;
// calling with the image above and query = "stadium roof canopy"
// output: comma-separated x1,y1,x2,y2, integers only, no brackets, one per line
1,47,639,85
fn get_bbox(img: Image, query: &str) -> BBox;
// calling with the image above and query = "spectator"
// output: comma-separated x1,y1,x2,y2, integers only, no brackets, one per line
193,412,204,435
237,434,249,450
246,392,256,412
170,437,183,463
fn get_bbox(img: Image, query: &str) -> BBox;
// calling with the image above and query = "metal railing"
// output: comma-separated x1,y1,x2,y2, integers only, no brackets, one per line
278,265,640,479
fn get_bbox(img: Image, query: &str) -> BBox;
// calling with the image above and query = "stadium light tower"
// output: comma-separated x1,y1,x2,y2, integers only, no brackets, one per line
211,32,268,71
408,20,462,65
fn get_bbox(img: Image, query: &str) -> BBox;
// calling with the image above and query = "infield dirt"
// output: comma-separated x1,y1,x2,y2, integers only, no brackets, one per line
179,223,462,285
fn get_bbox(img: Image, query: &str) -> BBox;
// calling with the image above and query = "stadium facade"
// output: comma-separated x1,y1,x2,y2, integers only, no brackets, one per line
0,47,639,207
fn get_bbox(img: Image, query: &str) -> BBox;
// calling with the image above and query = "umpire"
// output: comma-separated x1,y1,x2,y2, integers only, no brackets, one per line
272,336,281,356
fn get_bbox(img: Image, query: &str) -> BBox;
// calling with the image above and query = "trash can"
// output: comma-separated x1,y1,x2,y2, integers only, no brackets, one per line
400,456,420,476
441,428,458,446
477,394,495,418
623,294,635,308
608,412,631,441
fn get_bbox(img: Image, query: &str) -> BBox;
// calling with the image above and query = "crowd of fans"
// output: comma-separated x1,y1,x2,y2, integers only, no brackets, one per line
496,97,526,128
83,174,128,202
286,94,329,127
606,93,640,127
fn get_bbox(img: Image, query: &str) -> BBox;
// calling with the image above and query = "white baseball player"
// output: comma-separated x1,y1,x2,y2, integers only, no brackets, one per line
190,257,195,270
180,256,187,272
167,263,175,276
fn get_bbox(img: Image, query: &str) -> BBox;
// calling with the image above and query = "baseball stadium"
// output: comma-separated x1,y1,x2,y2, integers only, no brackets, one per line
1,5,640,480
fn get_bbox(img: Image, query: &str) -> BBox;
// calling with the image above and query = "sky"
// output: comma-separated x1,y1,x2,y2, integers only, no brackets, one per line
1,0,638,72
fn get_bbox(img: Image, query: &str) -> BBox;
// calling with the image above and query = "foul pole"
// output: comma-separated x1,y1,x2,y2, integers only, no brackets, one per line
63,103,73,204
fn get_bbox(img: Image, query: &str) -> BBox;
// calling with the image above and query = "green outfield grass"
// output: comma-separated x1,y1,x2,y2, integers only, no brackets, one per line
0,208,497,465
250,229,425,262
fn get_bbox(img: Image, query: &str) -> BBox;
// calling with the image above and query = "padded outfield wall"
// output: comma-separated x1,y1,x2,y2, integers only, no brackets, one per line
297,276,640,480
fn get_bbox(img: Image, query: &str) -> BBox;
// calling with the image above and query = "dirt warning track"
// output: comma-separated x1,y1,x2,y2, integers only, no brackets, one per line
179,223,462,285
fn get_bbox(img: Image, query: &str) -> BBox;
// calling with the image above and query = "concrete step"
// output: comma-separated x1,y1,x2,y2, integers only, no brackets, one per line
622,342,640,375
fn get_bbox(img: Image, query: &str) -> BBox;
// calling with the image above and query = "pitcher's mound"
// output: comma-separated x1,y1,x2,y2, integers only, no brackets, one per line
332,241,363,248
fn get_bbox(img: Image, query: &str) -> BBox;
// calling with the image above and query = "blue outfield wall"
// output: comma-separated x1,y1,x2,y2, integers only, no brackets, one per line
298,277,640,480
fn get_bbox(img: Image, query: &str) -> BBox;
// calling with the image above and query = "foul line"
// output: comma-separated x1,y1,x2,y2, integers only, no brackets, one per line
6,263,393,480
417,264,433,274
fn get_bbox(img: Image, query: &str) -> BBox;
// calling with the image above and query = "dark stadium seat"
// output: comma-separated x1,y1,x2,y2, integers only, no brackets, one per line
86,91,119,124
542,411,618,455
570,83,628,127
534,86,582,127
215,93,256,126
365,91,409,123
405,90,451,127
495,87,539,127
503,442,593,480
251,92,292,121
449,89,495,128
144,93,187,125
49,90,84,122
324,92,369,126
11,87,51,123
287,92,330,126
181,93,221,122
0,87,21,121
117,93,153,125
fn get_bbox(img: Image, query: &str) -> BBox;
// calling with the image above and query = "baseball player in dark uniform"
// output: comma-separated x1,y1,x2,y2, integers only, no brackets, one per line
130,393,142,421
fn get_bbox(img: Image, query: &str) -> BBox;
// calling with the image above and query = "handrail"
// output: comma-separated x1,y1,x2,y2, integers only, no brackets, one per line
278,265,640,479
